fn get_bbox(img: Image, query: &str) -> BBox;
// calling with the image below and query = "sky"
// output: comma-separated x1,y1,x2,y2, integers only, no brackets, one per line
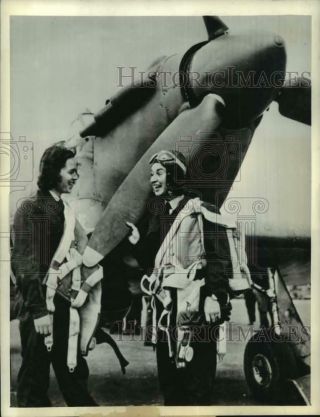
10,16,311,237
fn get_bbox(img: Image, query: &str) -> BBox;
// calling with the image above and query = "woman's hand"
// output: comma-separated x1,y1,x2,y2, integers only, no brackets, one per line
71,289,88,308
204,296,221,323
34,314,53,335
126,222,140,245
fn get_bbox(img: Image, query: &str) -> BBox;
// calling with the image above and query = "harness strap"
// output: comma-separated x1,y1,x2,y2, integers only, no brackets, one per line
217,322,227,361
140,273,157,295
158,309,173,357
45,204,80,312
66,245,83,372
200,206,237,228
226,228,251,292
68,307,80,372
155,198,202,268
59,250,83,279
81,266,103,292
79,282,102,355
44,315,53,352
151,297,157,345
71,255,82,294
52,204,76,264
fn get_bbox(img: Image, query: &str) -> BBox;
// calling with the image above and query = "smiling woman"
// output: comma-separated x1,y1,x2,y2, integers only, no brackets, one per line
11,144,98,407
150,163,167,196
37,146,76,194
149,150,187,198
125,148,233,405
56,158,79,195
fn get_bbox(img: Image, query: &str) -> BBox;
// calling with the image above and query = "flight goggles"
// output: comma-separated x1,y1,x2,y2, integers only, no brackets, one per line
149,150,187,174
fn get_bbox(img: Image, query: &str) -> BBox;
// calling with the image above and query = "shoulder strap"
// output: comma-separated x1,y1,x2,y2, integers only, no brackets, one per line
200,205,237,228
154,198,200,268
200,201,251,292
51,202,76,266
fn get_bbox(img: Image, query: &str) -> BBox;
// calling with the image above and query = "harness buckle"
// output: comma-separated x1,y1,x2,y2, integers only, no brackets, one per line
176,326,194,368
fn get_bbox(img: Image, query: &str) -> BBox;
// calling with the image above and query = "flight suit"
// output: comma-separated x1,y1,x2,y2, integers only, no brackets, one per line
11,191,96,407
135,195,232,405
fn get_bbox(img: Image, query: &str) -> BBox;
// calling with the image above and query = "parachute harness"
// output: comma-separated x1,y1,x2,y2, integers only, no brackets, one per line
140,197,252,367
44,203,103,372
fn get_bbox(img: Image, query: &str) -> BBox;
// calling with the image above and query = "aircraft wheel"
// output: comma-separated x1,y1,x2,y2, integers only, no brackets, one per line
244,329,299,403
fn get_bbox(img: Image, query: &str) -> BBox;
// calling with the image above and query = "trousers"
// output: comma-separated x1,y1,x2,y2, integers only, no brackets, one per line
156,325,217,405
244,289,257,324
17,297,97,407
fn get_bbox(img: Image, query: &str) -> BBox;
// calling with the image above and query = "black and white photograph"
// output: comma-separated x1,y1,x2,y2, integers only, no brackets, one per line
1,0,319,415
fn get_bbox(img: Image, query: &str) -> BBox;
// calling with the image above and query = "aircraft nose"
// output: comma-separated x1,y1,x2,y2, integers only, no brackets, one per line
189,31,287,127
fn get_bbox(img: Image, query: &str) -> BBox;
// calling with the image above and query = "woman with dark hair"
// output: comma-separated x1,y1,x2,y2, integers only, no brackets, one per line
127,149,232,405
37,145,76,193
11,144,98,407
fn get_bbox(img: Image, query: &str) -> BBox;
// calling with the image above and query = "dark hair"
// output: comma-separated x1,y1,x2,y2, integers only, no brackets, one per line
37,145,75,192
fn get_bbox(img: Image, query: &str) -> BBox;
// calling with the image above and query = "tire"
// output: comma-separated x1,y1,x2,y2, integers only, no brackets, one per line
244,329,299,403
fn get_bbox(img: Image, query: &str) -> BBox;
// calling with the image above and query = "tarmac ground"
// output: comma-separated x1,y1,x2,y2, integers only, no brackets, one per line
10,298,310,407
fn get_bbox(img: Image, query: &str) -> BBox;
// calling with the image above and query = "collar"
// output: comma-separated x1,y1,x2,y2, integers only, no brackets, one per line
49,190,61,202
167,195,185,214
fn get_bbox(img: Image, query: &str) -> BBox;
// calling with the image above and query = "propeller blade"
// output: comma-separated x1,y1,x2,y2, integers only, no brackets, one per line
83,95,225,265
203,16,228,40
275,77,311,125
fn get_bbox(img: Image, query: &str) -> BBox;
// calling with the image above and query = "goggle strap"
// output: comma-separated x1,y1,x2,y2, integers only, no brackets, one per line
149,151,187,174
